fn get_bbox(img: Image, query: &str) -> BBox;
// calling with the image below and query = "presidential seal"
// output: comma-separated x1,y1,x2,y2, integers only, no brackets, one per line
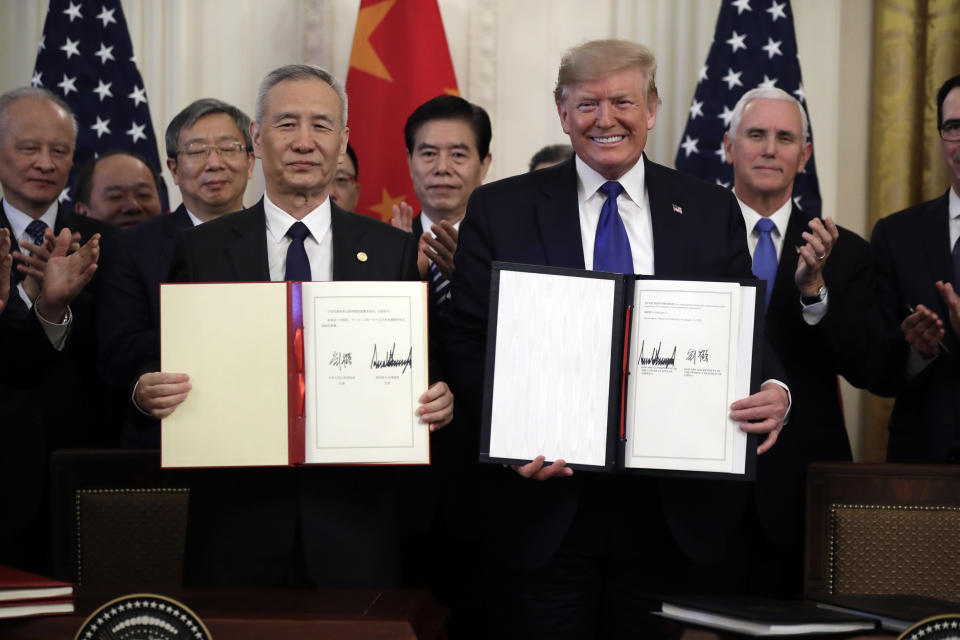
899,614,960,640
74,593,212,640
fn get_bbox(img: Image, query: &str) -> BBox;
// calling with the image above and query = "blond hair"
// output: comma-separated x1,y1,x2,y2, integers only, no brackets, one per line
554,39,660,109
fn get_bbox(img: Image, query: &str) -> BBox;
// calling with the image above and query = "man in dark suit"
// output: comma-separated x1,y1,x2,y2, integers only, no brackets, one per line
721,87,882,596
96,99,255,446
0,86,114,573
136,65,453,588
444,40,790,636
390,96,492,310
871,74,960,463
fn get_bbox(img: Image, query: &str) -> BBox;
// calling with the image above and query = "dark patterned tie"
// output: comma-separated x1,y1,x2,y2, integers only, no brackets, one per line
284,221,312,281
429,260,451,310
593,181,633,273
753,217,777,308
24,219,48,249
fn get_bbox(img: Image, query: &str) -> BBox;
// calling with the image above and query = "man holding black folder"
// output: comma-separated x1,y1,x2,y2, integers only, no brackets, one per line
136,65,453,588
445,40,792,636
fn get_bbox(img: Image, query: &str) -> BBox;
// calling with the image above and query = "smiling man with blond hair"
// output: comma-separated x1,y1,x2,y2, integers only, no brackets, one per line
443,39,791,636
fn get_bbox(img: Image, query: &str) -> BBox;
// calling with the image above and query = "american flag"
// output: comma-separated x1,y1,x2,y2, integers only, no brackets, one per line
674,0,821,215
31,0,167,208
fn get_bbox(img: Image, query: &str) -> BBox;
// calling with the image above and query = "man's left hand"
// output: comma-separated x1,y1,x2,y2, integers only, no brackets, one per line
36,230,100,323
422,220,459,279
417,381,453,431
936,280,960,338
795,216,838,297
730,381,789,454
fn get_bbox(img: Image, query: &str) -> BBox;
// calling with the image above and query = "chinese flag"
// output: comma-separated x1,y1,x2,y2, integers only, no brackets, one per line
345,0,459,221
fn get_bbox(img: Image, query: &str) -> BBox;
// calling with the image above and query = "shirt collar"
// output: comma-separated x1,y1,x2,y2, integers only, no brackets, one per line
3,199,59,243
737,196,793,237
184,207,203,227
263,193,332,244
950,185,960,221
418,210,461,235
575,155,646,208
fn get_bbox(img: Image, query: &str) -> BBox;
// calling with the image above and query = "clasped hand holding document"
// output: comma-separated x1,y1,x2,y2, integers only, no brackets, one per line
160,281,428,468
482,264,761,478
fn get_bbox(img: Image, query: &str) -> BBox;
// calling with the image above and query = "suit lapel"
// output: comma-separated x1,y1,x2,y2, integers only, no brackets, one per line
331,203,368,280
536,159,585,269
921,192,954,286
770,205,806,308
645,157,687,276
225,200,271,281
159,205,194,266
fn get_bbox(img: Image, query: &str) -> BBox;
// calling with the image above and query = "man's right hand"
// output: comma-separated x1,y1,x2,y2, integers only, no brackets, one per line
510,455,573,480
135,372,192,419
900,304,944,359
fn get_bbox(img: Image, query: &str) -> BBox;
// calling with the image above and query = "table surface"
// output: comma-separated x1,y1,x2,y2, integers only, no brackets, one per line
0,587,448,640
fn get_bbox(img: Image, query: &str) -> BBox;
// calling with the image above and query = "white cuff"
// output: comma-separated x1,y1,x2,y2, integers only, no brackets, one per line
762,378,792,425
34,298,71,351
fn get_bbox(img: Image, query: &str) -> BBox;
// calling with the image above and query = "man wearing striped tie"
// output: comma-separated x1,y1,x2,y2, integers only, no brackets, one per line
391,96,492,316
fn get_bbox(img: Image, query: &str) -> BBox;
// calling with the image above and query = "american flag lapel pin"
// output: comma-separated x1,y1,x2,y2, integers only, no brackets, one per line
672,203,683,214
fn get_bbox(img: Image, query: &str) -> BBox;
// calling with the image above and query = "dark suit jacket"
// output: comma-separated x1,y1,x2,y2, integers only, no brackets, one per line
444,156,771,570
98,205,193,391
0,203,116,574
871,191,960,462
97,206,194,446
169,198,420,588
754,206,882,545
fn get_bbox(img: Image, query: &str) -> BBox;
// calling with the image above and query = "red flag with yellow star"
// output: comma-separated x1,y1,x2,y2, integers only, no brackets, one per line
345,0,459,221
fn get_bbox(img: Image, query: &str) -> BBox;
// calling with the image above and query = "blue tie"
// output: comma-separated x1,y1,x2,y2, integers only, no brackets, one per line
24,219,47,248
753,217,777,307
284,221,312,281
593,181,633,274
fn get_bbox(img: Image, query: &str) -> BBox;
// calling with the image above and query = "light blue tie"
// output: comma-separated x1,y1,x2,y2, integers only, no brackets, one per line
753,217,777,307
593,181,633,274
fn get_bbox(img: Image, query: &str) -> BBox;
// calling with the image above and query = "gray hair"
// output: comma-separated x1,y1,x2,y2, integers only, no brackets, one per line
0,86,78,142
165,98,253,158
255,64,348,128
728,87,809,142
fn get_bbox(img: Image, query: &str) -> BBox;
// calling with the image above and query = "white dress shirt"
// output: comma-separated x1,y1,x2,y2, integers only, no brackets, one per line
575,155,654,275
737,197,827,325
263,193,334,282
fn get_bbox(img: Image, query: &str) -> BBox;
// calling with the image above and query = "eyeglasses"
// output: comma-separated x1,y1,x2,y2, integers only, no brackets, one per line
334,173,357,188
940,119,960,142
177,141,248,161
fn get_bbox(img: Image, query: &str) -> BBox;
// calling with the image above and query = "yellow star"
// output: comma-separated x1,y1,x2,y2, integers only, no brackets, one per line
443,88,460,97
349,0,395,82
368,187,407,222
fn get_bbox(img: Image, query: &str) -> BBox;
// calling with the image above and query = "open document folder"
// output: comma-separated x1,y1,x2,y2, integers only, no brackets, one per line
160,281,428,468
480,263,764,479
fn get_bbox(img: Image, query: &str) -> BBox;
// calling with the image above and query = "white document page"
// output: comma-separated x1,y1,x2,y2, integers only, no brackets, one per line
161,282,290,468
487,270,615,467
302,281,429,464
624,280,747,473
